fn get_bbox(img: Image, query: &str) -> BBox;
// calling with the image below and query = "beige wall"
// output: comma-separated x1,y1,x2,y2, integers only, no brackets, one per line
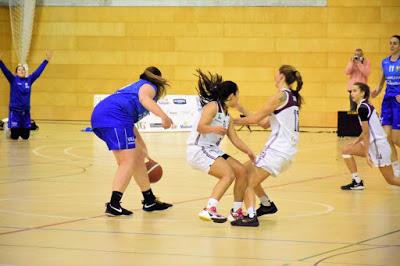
0,7,11,118
0,0,399,126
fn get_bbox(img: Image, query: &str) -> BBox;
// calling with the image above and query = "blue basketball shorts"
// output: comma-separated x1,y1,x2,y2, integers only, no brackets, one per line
93,127,136,150
380,96,400,130
8,110,31,129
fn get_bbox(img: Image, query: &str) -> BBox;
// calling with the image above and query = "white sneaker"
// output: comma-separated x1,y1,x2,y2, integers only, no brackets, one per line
198,207,227,223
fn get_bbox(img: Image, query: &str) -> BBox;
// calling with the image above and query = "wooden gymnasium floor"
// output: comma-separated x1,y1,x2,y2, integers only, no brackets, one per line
0,121,399,266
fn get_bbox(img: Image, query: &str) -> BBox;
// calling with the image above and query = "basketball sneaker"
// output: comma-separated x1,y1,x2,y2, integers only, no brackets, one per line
227,208,244,222
230,215,259,227
256,201,278,217
198,207,227,223
341,180,364,190
142,198,173,212
105,202,133,217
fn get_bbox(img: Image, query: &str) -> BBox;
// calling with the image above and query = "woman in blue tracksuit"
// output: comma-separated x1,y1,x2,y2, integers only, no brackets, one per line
91,66,174,216
0,51,52,140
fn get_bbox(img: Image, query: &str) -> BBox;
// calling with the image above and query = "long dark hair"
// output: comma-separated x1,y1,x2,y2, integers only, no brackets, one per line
139,66,168,100
279,65,304,108
196,69,238,109
353,82,370,102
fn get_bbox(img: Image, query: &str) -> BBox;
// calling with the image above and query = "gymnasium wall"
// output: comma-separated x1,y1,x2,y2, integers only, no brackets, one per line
0,7,11,118
0,0,399,126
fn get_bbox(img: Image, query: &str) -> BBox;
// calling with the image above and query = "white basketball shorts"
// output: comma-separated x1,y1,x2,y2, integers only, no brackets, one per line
186,145,225,173
255,148,293,177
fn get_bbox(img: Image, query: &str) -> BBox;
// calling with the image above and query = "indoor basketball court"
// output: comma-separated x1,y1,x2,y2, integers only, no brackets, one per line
0,0,399,265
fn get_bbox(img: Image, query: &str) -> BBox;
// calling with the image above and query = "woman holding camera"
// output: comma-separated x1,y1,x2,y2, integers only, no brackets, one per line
345,48,371,112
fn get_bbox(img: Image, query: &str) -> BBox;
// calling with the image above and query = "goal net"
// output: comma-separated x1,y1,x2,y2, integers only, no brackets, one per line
9,0,36,72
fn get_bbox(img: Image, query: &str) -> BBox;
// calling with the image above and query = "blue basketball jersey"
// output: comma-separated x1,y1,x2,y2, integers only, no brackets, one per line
91,79,157,128
382,56,400,97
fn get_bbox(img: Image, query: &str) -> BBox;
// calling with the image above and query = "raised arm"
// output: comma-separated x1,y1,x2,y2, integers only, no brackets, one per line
0,58,15,83
30,51,52,83
30,60,49,83
138,84,173,129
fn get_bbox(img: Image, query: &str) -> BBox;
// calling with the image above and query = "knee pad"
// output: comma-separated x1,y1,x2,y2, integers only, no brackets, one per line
342,154,352,159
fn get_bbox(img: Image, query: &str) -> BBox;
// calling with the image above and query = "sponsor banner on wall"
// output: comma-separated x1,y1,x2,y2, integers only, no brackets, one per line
93,94,201,132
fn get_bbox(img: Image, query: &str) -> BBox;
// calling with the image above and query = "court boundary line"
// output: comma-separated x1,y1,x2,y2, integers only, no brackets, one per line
0,172,343,236
298,228,400,262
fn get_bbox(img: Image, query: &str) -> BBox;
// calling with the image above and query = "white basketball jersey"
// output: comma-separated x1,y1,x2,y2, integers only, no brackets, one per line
357,100,387,143
187,101,230,147
264,89,300,158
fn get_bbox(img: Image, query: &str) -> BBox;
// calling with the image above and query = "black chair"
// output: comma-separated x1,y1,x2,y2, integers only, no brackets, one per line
337,111,361,137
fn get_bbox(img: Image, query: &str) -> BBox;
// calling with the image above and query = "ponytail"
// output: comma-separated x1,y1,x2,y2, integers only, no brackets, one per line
279,65,304,109
139,66,168,100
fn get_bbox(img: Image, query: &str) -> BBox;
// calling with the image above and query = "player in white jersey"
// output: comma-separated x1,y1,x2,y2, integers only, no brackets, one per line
341,82,400,190
232,65,304,227
187,70,256,223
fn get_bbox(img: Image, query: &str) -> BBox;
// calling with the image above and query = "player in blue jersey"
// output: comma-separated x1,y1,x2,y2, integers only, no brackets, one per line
0,51,52,140
91,66,174,217
372,35,400,177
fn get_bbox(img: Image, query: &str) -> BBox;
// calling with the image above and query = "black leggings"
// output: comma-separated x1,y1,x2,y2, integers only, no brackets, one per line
10,128,30,140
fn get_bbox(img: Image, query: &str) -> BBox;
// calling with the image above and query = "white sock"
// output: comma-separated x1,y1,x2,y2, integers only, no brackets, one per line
259,195,271,206
247,207,255,218
233,202,242,212
352,173,361,183
207,198,218,209
392,161,400,171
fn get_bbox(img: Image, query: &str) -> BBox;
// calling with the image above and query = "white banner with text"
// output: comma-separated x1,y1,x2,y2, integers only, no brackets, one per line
93,94,201,132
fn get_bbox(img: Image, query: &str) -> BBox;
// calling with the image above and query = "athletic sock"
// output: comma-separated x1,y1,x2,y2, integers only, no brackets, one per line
233,202,242,212
352,173,361,183
142,189,156,204
247,207,255,218
207,198,218,209
259,195,271,207
110,191,123,207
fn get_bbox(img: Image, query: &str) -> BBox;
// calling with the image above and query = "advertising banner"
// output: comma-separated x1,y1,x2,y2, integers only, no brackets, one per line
93,94,201,132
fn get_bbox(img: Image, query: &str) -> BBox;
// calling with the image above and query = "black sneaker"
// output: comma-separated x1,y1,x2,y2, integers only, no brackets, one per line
142,199,173,212
231,215,259,227
105,202,133,217
256,201,278,217
341,180,365,190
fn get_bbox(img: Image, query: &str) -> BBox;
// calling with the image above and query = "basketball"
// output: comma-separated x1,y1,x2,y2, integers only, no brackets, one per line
146,159,163,183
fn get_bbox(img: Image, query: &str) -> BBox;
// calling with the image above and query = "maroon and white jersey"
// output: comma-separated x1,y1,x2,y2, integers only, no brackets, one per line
264,88,300,158
357,99,387,143
187,101,230,147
